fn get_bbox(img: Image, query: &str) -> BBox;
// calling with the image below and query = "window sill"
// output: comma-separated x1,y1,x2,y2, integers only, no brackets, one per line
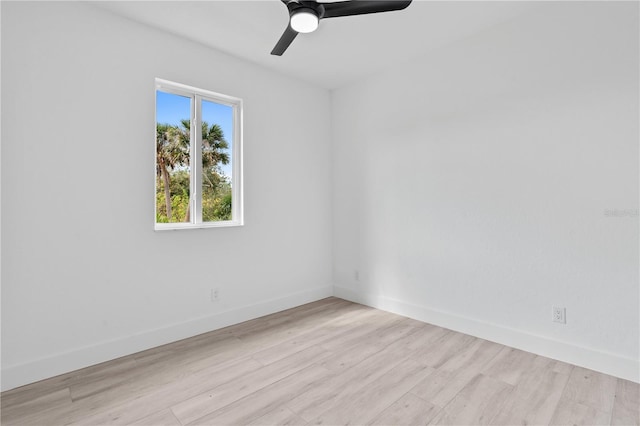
154,220,243,231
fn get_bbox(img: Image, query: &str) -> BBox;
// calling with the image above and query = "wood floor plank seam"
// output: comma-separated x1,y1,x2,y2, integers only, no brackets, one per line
170,345,333,425
290,351,418,422
555,363,580,425
249,306,382,367
187,363,332,425
369,390,445,425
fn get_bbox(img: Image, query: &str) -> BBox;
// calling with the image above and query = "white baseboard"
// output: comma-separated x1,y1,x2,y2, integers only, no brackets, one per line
1,285,333,392
333,285,640,384
4,283,636,392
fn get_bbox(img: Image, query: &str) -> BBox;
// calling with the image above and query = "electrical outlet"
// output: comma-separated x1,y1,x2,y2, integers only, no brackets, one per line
552,307,566,324
211,288,219,302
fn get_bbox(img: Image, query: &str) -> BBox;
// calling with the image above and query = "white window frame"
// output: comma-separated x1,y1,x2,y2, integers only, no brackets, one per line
154,78,243,230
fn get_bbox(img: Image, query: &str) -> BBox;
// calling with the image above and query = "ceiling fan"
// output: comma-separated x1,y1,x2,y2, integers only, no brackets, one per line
271,0,412,56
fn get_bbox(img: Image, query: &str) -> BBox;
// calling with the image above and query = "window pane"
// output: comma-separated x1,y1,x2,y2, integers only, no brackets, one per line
201,99,233,222
156,91,191,223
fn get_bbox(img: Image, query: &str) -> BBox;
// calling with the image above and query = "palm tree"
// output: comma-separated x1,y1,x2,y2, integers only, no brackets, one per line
175,119,230,222
201,121,230,194
156,123,189,221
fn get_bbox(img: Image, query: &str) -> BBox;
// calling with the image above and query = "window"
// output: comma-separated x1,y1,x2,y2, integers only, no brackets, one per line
155,79,243,230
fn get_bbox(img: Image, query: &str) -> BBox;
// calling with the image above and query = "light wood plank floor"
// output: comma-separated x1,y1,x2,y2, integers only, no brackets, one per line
2,297,638,425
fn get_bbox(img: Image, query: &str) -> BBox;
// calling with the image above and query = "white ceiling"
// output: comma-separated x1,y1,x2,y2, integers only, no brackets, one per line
94,1,539,90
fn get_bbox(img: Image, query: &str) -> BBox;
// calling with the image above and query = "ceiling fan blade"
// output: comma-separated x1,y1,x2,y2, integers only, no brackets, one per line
271,25,299,56
322,0,412,19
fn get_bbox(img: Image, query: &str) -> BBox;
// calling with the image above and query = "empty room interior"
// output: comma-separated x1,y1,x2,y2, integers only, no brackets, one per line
1,0,639,425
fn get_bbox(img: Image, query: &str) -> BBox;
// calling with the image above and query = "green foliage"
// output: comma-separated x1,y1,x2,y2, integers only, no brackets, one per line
155,173,190,224
203,181,232,222
156,120,232,223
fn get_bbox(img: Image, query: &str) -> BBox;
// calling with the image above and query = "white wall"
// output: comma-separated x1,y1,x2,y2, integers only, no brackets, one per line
332,2,639,382
1,2,332,390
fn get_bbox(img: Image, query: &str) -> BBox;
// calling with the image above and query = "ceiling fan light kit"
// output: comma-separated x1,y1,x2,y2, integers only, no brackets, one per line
271,0,413,56
290,9,320,33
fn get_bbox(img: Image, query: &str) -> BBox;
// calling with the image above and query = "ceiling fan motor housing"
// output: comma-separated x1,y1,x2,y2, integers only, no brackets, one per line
287,1,326,20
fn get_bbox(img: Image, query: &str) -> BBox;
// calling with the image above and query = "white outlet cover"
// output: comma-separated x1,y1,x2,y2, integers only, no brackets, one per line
552,307,566,324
